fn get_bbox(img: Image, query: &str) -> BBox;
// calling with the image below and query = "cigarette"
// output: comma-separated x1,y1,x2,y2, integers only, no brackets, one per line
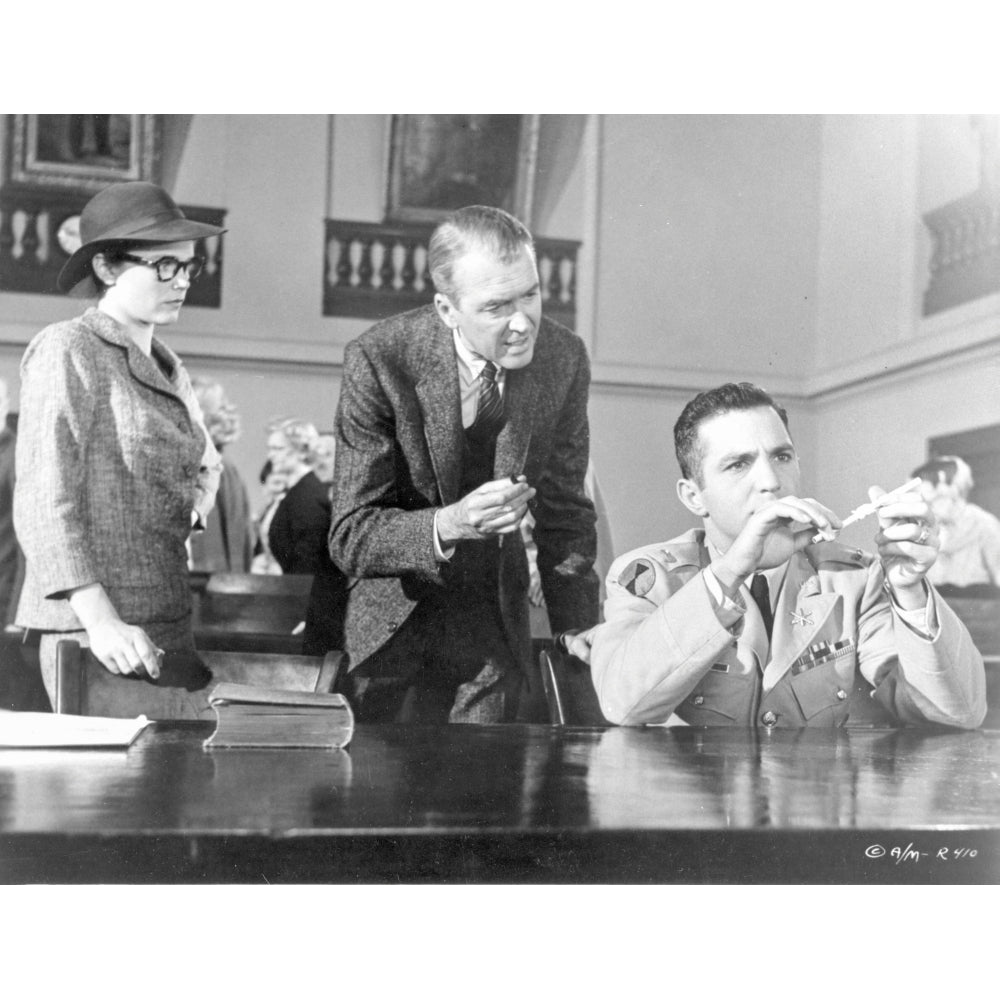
811,477,923,543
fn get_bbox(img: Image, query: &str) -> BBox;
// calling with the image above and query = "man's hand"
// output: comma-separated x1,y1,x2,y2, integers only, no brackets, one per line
558,626,598,664
712,496,841,595
871,484,938,608
437,475,536,545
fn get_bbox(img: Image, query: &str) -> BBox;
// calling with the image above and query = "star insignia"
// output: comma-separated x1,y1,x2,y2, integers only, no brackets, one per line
790,608,814,628
619,559,654,598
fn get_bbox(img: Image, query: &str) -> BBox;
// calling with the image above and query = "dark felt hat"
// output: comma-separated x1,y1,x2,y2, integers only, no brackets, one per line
58,181,227,293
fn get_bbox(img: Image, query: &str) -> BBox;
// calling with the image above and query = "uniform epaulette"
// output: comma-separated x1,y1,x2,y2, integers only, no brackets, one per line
665,539,702,569
807,539,874,569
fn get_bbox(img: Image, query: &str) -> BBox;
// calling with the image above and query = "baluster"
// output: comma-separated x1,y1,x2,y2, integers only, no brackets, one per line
357,239,375,289
335,237,353,287
0,206,15,268
548,252,564,305
379,238,396,292
21,209,40,268
401,240,417,292
566,254,577,309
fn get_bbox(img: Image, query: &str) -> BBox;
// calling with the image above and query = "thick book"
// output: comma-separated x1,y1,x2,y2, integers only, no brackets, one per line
0,710,151,748
203,682,354,749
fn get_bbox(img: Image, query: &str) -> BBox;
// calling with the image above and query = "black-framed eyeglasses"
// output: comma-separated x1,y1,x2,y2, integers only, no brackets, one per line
118,253,206,282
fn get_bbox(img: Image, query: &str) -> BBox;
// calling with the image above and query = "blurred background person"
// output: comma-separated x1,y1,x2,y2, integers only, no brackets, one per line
251,460,287,575
0,375,23,628
264,418,347,653
265,418,328,575
13,182,225,713
912,455,1000,589
188,376,253,573
314,432,337,486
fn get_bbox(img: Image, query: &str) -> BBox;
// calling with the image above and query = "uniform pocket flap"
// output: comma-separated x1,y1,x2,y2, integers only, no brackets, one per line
789,661,849,720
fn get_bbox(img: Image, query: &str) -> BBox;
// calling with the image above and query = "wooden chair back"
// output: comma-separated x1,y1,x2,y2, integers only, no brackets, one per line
54,639,343,719
538,647,608,725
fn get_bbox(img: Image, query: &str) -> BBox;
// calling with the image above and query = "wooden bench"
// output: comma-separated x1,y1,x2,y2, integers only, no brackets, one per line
54,639,343,719
191,571,313,654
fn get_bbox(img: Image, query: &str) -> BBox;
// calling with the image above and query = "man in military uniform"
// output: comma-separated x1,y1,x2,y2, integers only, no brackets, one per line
590,382,986,729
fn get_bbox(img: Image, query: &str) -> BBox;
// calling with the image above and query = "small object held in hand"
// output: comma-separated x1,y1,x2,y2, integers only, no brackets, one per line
811,477,923,543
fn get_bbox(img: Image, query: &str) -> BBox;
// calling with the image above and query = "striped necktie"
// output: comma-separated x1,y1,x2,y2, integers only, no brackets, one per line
471,361,505,436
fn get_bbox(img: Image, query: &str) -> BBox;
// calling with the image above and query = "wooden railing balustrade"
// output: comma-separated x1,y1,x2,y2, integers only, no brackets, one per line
923,187,1000,316
324,218,581,329
0,184,226,307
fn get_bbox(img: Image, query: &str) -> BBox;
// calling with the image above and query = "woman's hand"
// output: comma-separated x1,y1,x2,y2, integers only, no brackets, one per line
67,583,162,678
87,619,163,678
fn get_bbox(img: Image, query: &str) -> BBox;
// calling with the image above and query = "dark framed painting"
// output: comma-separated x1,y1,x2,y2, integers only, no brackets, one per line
385,115,539,224
5,114,160,192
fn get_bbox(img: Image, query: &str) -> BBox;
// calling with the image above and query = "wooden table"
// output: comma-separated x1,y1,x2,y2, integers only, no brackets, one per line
2,723,999,883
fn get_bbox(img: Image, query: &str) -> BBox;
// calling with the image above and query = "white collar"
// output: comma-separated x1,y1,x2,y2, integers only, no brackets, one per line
453,329,505,384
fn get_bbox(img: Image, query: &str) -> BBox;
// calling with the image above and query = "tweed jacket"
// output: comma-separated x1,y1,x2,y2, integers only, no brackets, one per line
591,528,987,729
330,304,599,671
14,308,220,632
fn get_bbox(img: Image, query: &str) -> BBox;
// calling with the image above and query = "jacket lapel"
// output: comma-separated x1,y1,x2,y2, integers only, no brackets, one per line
414,322,463,505
764,551,840,687
493,364,537,478
85,309,181,401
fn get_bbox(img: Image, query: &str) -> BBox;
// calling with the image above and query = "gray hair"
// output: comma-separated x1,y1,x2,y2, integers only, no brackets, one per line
428,205,535,303
268,417,320,465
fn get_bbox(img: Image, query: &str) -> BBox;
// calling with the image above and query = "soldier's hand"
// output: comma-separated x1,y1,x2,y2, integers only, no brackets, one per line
557,626,598,665
871,484,938,607
713,495,840,594
437,475,536,544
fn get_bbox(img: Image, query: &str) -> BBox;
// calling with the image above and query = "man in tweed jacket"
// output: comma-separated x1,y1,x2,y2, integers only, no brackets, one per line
330,206,599,723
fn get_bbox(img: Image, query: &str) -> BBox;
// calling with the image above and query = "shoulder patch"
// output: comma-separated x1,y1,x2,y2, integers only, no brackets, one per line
618,558,655,597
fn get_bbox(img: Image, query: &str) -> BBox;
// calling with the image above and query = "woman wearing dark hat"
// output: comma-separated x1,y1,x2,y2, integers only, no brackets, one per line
13,181,227,717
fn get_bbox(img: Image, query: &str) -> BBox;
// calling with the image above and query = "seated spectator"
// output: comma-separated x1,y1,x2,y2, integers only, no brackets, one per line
314,433,337,485
266,418,328,574
250,461,286,575
189,377,253,573
264,418,347,654
589,382,986,729
912,456,1000,588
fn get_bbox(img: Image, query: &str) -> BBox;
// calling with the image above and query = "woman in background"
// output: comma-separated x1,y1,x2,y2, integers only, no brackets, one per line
14,182,225,715
189,376,253,573
264,418,347,655
265,418,329,575
251,460,288,575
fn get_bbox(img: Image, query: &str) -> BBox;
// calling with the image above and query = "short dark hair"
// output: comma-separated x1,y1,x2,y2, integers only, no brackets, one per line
674,382,790,483
428,205,535,303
